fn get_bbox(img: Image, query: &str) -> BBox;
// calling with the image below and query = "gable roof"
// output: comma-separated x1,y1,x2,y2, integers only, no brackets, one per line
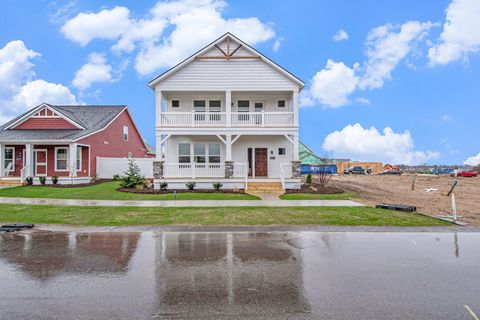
0,104,127,142
299,142,325,165
147,32,304,90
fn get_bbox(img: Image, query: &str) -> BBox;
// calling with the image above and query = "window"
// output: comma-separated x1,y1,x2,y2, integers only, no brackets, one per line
4,147,14,171
55,148,68,171
123,126,129,141
278,100,286,108
254,102,263,112
194,143,206,163
193,100,206,112
208,144,220,163
76,146,82,171
238,100,249,112
178,143,191,163
209,100,221,112
171,100,180,108
278,148,286,156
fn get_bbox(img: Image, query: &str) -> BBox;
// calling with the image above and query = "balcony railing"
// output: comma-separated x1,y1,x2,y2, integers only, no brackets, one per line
163,163,225,178
159,112,294,127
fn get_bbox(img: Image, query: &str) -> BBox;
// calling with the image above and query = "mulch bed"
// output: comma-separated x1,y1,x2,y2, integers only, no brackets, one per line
30,179,113,188
285,183,344,194
117,187,246,194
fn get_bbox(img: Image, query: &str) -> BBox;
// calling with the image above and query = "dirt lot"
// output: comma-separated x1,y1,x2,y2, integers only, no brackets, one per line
325,174,480,225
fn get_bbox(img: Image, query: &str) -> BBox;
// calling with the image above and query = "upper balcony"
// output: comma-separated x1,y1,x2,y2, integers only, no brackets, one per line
159,112,294,127
156,90,298,129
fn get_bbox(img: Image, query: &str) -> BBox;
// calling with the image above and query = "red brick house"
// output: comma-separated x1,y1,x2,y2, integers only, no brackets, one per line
0,104,152,185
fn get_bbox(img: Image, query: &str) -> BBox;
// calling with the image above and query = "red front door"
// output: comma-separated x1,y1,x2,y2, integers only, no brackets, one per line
255,148,268,177
34,150,47,176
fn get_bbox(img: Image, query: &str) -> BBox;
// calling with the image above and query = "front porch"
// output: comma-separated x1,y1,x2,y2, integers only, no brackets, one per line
0,143,92,185
153,133,302,190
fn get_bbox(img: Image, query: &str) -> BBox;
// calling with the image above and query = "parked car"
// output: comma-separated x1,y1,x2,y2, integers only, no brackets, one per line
379,169,403,175
450,170,478,178
344,166,369,175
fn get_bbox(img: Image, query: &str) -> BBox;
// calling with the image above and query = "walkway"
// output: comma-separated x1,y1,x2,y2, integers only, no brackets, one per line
0,196,364,207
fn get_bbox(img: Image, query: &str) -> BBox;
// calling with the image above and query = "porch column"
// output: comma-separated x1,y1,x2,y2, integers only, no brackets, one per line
69,143,77,177
224,134,233,179
225,90,231,127
155,134,162,160
156,90,163,127
25,144,33,178
292,89,299,127
293,134,299,161
0,144,4,177
225,134,232,161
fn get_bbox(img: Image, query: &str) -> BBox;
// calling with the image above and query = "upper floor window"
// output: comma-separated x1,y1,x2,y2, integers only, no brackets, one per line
238,100,249,112
171,100,180,108
278,100,286,108
209,100,221,112
123,126,129,141
194,100,206,112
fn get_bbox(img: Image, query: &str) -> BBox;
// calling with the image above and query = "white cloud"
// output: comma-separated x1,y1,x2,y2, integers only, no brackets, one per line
303,21,434,108
359,21,434,90
0,40,77,122
356,97,371,105
273,37,283,52
73,52,114,90
323,123,440,165
464,152,480,166
61,6,132,46
441,114,452,122
428,0,480,65
300,59,359,108
332,29,349,42
61,0,276,76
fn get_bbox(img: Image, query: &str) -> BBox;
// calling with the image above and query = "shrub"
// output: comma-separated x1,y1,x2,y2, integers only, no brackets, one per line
39,176,46,185
51,176,59,185
186,182,196,190
160,182,168,190
213,182,223,191
306,174,312,185
25,177,33,185
120,159,145,189
113,174,121,181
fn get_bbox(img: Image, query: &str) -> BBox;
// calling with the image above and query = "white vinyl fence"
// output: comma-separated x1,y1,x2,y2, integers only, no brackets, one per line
96,157,153,179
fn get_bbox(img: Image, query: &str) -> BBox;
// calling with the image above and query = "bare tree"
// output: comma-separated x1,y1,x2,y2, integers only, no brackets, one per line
316,153,332,189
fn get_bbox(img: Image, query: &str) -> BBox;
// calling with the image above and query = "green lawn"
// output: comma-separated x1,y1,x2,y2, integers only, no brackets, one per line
0,181,259,200
0,204,450,227
280,193,357,200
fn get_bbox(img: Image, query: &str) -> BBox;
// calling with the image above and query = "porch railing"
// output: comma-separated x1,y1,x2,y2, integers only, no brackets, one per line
158,112,294,127
160,112,226,127
280,162,292,190
20,164,30,182
233,162,248,189
163,163,225,178
231,112,294,127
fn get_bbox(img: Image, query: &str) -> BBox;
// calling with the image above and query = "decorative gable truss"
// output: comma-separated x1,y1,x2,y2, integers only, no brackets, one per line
6,104,85,130
196,36,260,60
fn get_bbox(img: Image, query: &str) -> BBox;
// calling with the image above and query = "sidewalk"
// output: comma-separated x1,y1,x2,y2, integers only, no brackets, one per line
0,196,364,207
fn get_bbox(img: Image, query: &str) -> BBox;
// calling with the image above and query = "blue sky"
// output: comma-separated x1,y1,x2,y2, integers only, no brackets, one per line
0,0,479,165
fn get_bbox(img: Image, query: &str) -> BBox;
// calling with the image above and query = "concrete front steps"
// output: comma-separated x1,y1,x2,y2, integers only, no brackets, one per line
246,181,284,194
0,179,24,187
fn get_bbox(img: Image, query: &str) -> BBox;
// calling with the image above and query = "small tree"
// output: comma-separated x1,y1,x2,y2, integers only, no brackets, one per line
306,174,312,185
317,153,332,188
120,159,144,189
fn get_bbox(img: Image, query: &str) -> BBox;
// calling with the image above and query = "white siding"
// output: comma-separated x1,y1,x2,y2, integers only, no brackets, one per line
157,59,297,91
96,157,154,179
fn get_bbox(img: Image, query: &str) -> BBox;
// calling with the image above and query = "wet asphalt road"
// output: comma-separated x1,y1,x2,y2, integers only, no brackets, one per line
0,230,479,319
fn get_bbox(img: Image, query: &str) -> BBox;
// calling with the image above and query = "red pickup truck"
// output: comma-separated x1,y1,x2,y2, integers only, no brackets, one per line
450,170,478,177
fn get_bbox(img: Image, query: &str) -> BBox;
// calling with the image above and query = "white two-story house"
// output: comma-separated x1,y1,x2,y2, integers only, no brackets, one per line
150,33,304,190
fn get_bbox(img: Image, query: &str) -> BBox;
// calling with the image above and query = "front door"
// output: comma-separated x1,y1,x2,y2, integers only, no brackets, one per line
254,148,268,177
33,149,47,176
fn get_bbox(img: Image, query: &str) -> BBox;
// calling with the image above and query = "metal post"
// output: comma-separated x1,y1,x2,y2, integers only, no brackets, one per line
451,192,457,222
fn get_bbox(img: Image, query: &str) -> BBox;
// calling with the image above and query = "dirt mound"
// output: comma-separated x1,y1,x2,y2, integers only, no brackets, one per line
323,174,480,225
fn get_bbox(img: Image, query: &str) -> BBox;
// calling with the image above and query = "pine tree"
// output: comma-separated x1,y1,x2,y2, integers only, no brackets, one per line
120,159,145,188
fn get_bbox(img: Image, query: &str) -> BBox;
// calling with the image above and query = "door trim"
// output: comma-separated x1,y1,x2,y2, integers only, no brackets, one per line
33,149,48,177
